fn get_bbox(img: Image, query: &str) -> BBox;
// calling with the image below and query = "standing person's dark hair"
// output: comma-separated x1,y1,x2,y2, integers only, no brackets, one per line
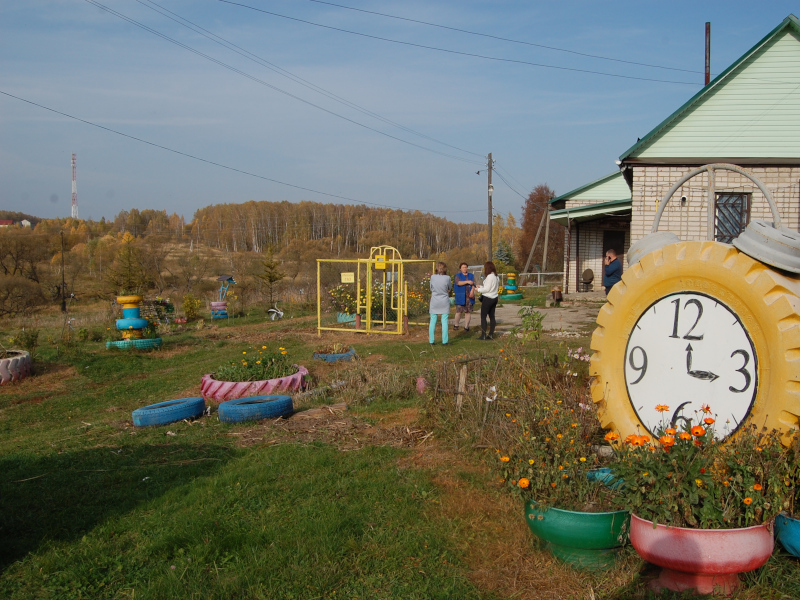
475,261,500,340
453,262,475,332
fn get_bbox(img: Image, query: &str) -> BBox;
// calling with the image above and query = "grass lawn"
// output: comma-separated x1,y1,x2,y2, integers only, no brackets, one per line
1,301,799,599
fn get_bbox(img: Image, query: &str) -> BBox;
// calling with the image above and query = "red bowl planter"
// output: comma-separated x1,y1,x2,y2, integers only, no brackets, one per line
630,514,773,595
200,365,308,402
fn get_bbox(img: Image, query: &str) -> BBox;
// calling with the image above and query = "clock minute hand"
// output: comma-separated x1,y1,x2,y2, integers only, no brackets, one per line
685,344,719,382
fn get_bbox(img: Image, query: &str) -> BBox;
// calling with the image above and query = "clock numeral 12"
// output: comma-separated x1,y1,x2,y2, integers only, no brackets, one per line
628,346,648,384
670,298,704,340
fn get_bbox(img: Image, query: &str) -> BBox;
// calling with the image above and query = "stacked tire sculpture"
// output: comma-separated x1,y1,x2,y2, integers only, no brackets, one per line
107,295,163,350
132,397,206,427
0,350,32,385
210,300,228,319
218,395,293,423
200,365,309,402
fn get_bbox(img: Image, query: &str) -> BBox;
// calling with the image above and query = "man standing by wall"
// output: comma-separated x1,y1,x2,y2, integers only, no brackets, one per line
603,249,622,295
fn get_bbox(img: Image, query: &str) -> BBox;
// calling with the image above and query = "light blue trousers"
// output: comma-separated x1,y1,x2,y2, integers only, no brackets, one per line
429,314,449,344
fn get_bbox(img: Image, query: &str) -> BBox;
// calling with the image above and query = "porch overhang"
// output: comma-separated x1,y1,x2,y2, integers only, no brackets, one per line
549,199,632,226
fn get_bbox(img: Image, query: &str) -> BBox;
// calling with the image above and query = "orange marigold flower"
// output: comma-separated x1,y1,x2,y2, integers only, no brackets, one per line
723,481,729,487
604,431,620,441
704,417,715,425
655,404,670,412
679,432,692,440
694,439,703,447
754,483,763,491
665,427,676,435
518,478,530,489
659,435,675,447
744,497,753,505
500,456,510,462
691,426,705,437
700,403,711,414
625,434,639,444
551,482,557,488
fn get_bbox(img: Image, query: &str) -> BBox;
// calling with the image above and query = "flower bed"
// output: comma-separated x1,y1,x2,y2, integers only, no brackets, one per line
201,366,308,403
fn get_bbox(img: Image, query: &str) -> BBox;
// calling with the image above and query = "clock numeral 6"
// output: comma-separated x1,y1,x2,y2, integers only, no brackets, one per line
670,298,704,340
628,346,648,385
729,349,752,393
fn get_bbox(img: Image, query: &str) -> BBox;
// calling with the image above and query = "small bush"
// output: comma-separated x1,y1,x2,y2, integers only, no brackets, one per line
182,294,203,321
9,327,40,355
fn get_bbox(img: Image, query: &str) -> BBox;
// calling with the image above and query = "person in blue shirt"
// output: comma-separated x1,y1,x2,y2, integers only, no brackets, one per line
603,248,622,294
452,262,475,331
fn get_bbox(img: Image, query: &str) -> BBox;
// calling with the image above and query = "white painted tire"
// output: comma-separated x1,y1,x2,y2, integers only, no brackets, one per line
0,350,32,384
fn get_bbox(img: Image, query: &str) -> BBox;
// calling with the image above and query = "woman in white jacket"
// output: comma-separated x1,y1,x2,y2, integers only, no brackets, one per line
475,261,499,340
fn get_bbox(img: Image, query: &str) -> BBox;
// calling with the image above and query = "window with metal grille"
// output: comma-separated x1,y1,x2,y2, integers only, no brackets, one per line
715,193,750,243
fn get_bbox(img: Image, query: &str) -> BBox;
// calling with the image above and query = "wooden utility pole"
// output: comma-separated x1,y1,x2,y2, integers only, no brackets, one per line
61,231,67,312
487,153,493,262
522,210,547,275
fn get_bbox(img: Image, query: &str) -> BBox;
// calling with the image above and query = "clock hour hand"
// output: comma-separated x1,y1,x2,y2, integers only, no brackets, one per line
685,344,719,382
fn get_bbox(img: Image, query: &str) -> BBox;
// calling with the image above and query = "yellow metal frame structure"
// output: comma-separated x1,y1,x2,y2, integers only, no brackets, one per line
317,245,434,336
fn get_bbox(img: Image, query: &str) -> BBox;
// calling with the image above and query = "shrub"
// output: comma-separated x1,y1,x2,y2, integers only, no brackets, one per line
182,293,203,321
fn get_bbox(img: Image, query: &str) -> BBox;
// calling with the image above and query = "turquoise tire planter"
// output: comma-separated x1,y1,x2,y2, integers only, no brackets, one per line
336,312,357,323
776,514,800,558
106,338,163,350
132,397,205,427
525,500,630,571
500,293,524,301
313,348,357,362
218,395,293,423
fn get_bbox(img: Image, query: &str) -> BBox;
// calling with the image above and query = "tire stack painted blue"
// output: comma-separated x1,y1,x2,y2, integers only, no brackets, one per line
218,395,294,423
312,347,357,362
132,397,206,427
108,301,163,350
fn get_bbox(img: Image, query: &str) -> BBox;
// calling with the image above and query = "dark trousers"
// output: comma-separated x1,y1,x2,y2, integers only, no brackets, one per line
480,296,498,337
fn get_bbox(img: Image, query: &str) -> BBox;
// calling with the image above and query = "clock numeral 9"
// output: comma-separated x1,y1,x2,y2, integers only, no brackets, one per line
670,298,704,340
628,346,648,384
729,349,752,393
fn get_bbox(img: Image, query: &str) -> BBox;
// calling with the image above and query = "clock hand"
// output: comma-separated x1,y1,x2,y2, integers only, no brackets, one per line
685,344,719,382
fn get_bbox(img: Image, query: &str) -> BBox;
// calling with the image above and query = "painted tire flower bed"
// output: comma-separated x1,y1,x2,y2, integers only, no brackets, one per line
218,395,294,423
775,514,800,558
0,350,32,384
313,344,356,363
201,367,307,402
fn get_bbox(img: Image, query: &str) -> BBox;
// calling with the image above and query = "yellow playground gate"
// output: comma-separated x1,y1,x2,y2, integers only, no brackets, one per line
317,245,434,336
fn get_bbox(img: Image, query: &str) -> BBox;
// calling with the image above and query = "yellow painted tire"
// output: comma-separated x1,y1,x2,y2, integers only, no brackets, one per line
590,241,800,445
117,295,143,308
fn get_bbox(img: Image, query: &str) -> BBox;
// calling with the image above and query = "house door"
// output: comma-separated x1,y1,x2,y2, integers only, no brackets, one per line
603,231,625,260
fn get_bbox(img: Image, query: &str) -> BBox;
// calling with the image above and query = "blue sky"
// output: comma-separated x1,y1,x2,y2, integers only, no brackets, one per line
1,1,797,223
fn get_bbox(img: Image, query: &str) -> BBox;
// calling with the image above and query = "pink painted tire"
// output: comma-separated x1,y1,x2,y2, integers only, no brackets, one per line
210,301,228,310
0,350,32,384
630,513,773,595
201,365,308,402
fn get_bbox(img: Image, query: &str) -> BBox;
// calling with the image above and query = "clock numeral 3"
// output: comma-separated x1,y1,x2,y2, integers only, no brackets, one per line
670,298,704,340
729,349,752,393
628,346,648,384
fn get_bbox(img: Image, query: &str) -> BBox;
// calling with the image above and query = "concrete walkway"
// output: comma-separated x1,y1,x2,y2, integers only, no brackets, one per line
491,291,606,333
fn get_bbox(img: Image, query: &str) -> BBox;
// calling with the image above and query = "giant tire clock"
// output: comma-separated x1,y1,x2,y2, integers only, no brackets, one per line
590,241,800,444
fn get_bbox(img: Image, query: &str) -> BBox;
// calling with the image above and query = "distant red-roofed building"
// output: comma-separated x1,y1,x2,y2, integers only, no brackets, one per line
0,220,14,228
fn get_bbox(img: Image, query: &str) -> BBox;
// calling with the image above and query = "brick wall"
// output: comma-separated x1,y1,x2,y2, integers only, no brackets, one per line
630,165,800,243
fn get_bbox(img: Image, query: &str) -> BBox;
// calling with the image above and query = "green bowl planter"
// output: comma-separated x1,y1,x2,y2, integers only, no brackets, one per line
313,347,357,362
525,500,630,571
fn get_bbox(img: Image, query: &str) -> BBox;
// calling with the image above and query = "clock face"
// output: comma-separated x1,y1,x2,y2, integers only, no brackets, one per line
625,292,758,440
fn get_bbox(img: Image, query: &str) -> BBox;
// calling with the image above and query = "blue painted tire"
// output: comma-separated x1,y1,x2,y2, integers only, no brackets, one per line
336,312,356,323
132,396,205,427
218,395,293,423
106,338,163,350
313,347,356,362
122,307,142,318
116,317,150,330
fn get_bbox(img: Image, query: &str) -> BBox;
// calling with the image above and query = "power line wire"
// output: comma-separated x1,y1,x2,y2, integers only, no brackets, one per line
0,89,486,214
217,0,700,86
84,0,484,166
305,0,704,76
136,0,484,160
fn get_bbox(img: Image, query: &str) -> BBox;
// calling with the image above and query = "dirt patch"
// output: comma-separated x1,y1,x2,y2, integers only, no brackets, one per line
0,363,79,398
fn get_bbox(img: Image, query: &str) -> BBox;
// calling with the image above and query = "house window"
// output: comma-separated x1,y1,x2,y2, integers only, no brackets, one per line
715,193,750,243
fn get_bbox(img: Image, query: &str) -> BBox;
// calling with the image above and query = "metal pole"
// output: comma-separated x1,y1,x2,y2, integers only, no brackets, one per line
707,167,716,241
487,153,493,262
705,22,711,86
61,231,66,312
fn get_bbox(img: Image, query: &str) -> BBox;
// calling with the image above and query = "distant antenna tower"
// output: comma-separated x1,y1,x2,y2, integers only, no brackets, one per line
71,153,78,219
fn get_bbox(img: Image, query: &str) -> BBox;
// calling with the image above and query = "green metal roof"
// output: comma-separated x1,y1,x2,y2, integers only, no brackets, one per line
620,14,800,162
549,199,632,226
550,171,630,205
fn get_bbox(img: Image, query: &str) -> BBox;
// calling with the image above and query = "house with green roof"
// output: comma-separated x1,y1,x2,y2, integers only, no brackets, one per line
551,14,800,292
